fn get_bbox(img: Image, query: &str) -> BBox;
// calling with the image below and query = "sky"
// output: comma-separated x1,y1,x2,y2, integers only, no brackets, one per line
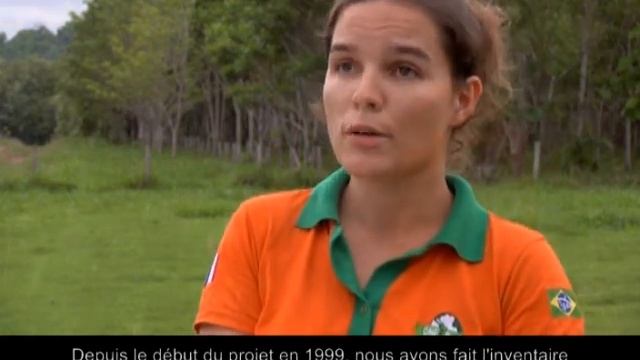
0,0,87,40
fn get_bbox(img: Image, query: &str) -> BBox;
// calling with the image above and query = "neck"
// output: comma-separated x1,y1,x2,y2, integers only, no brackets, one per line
340,167,453,236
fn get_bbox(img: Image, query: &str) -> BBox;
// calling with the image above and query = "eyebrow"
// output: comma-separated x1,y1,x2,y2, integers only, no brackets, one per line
329,42,430,62
329,42,355,54
391,44,431,62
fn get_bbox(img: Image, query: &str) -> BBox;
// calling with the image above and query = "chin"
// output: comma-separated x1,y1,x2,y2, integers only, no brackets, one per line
339,153,436,182
339,154,395,179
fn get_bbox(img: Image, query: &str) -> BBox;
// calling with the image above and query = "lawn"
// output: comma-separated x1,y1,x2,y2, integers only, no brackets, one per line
0,137,638,334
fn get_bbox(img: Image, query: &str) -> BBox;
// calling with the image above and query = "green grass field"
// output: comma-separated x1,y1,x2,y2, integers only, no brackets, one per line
1,137,639,334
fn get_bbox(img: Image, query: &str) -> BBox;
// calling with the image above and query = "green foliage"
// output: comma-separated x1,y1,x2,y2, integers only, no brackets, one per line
500,0,580,121
619,24,640,121
591,1,640,124
55,22,75,50
560,137,614,173
0,26,65,60
16,0,640,175
195,0,327,104
58,0,196,145
57,0,136,138
0,58,57,145
0,33,6,56
233,162,328,190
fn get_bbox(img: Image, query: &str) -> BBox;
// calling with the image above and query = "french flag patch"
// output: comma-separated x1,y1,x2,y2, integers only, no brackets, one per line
204,253,219,286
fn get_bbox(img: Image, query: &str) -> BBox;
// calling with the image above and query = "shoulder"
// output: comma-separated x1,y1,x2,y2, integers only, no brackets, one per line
231,188,314,232
487,212,571,285
238,188,312,217
486,212,565,275
487,212,547,253
485,215,583,334
216,188,314,255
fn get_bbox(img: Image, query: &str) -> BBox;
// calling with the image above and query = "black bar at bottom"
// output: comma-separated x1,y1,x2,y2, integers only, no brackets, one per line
0,336,631,360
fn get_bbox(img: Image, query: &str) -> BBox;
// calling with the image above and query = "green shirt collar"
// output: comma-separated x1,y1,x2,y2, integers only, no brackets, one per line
296,167,488,263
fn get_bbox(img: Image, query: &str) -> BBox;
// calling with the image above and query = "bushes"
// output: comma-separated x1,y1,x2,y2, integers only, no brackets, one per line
0,58,57,146
234,163,329,190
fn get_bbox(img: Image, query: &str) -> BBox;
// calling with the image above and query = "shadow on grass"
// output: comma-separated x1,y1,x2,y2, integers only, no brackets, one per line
234,165,329,190
174,206,233,219
579,211,640,231
0,177,77,193
93,175,165,192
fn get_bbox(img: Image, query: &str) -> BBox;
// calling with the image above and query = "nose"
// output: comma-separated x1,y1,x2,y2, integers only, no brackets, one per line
352,68,384,112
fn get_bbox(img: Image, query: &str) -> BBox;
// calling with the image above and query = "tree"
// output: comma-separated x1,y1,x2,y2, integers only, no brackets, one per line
0,33,6,57
2,26,61,60
53,0,639,178
163,0,196,158
58,0,136,140
498,0,580,177
0,58,57,145
619,24,640,171
195,0,329,166
56,22,75,51
588,0,640,172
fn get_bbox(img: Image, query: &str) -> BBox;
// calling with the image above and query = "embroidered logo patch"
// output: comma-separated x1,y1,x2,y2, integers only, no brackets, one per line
548,288,582,318
416,312,463,335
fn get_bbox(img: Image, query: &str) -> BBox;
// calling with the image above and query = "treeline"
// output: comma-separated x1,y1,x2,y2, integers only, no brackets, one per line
0,0,639,182
0,25,73,61
0,25,72,146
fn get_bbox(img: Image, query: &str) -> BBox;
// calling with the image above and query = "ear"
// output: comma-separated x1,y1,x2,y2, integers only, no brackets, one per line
450,76,483,128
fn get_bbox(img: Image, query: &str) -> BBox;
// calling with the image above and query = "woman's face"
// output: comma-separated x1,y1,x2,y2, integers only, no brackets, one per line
323,0,475,179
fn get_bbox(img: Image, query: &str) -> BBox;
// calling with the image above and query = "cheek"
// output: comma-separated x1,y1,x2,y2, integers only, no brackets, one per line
396,88,454,143
322,80,346,134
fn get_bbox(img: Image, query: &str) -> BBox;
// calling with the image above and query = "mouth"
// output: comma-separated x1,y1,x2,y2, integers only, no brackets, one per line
351,130,381,136
344,124,389,137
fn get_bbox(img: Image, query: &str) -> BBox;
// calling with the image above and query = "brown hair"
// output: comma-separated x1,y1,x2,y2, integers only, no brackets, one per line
323,0,512,171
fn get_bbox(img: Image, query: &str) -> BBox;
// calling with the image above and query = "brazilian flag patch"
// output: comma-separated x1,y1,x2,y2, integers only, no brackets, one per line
547,288,582,318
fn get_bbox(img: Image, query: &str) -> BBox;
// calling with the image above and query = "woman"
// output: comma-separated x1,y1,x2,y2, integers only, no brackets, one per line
193,0,585,335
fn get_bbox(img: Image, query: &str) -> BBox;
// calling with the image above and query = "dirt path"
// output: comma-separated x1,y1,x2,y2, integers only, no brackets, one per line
0,144,27,165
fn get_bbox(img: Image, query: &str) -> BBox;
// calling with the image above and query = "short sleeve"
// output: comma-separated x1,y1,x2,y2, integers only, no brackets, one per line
501,237,585,335
193,202,261,334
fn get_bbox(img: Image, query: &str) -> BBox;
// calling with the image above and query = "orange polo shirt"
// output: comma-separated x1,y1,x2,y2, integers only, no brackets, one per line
193,168,585,335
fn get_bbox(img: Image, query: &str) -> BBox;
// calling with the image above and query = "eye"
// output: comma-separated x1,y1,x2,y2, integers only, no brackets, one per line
335,61,355,74
393,64,420,79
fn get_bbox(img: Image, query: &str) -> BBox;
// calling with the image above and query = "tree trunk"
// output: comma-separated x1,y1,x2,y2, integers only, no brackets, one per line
256,142,263,165
144,118,153,184
170,93,183,158
256,104,266,165
576,0,594,138
635,122,639,156
533,75,556,181
625,118,632,171
285,112,302,169
217,73,226,150
30,147,40,177
134,104,155,184
503,120,529,177
205,69,224,156
247,107,255,159
144,141,152,184
202,109,212,153
232,98,243,162
313,146,323,170
212,72,220,153
171,125,179,158
533,141,541,180
152,120,164,153
595,100,604,165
